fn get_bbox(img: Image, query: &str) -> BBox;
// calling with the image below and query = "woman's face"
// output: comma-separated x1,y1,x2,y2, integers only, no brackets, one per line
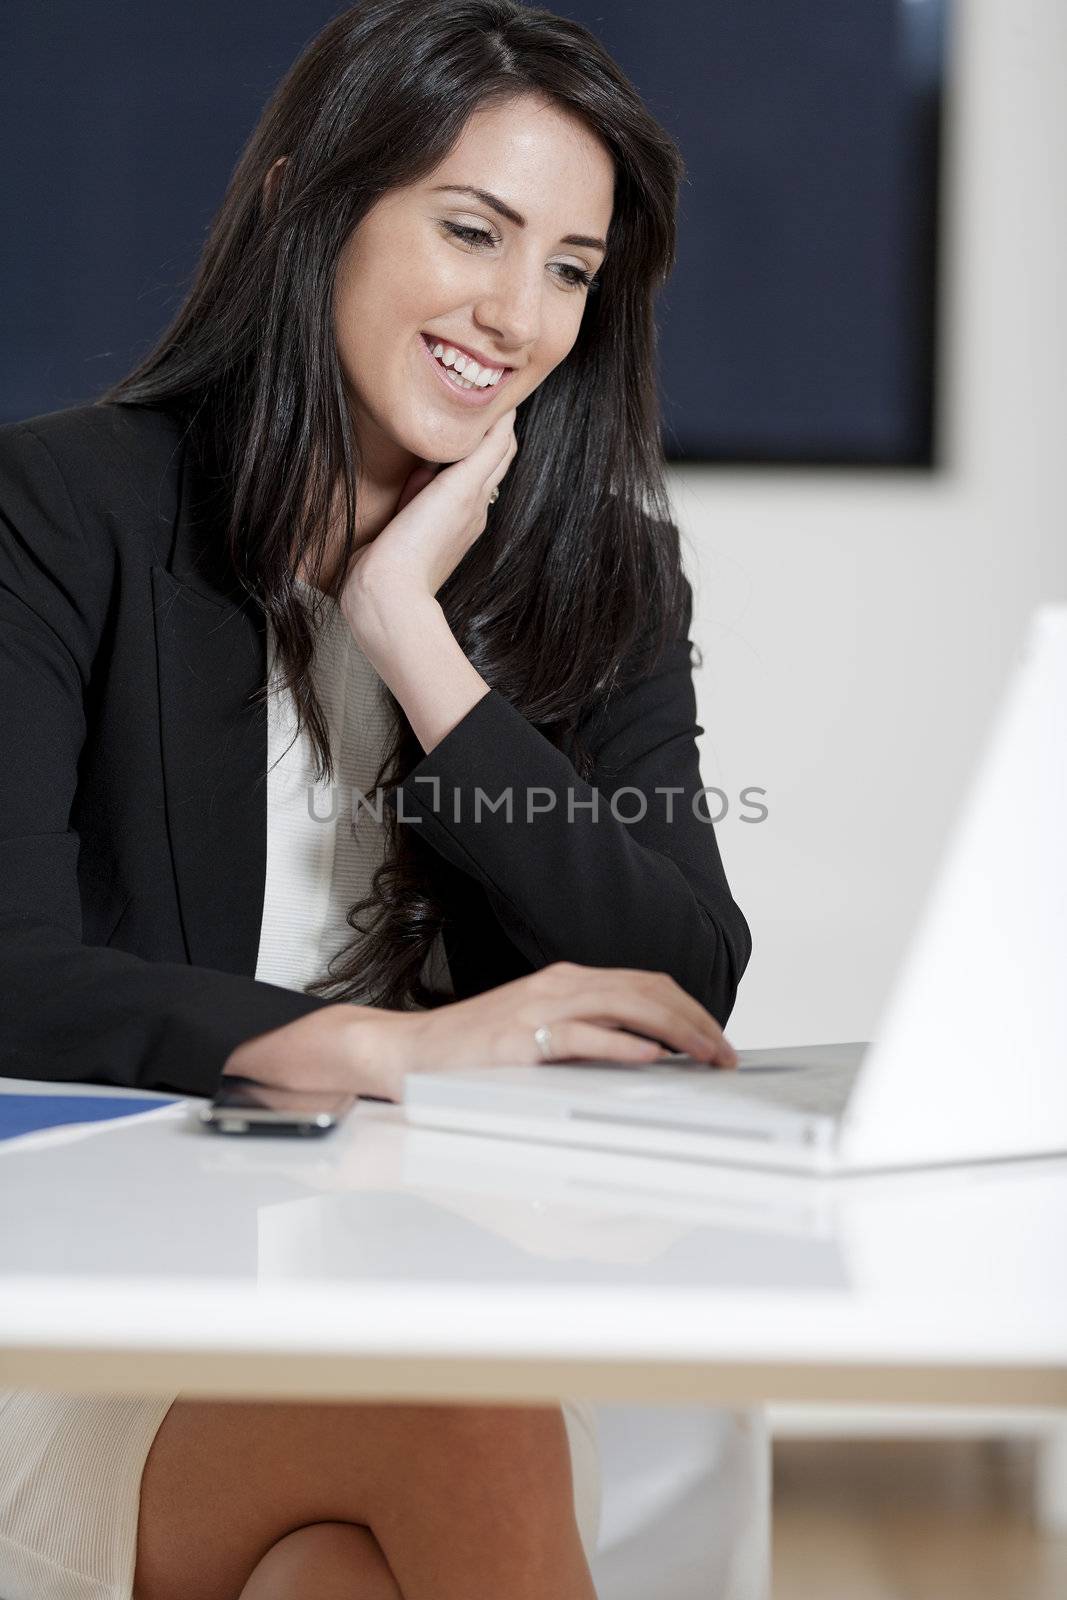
332,92,615,468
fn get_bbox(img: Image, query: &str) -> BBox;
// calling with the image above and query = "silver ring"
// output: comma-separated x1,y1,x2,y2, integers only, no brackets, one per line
534,1024,554,1062
488,485,500,504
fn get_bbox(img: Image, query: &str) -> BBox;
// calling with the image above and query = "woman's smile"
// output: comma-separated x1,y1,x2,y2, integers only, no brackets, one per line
417,329,517,408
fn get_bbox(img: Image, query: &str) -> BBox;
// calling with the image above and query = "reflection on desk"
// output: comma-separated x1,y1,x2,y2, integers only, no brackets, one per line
1,1080,1065,1405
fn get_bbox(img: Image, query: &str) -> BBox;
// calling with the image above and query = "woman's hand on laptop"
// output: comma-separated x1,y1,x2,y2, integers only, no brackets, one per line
222,962,737,1103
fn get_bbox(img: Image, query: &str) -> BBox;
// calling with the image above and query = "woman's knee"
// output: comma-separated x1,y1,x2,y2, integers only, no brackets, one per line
133,1396,576,1600
361,1401,578,1534
237,1522,402,1600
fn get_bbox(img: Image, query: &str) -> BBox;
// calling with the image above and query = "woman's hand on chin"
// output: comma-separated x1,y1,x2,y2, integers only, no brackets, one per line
339,406,516,648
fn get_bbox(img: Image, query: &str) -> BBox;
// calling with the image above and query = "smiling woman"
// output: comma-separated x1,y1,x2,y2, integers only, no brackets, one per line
0,2,757,1598
321,92,614,492
86,0,725,1023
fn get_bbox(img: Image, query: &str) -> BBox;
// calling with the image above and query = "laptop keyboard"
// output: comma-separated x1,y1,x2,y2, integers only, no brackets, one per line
644,1055,864,1119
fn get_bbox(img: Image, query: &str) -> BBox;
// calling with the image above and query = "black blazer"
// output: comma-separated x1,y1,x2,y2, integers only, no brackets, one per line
0,402,751,1096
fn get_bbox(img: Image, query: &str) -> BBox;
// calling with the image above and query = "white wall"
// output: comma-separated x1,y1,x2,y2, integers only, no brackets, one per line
670,0,1067,1049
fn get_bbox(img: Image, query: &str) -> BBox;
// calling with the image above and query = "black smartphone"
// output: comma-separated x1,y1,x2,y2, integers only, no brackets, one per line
199,1074,357,1137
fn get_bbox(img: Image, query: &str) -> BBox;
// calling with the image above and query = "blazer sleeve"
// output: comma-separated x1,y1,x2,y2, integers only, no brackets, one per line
388,579,752,1027
0,422,337,1096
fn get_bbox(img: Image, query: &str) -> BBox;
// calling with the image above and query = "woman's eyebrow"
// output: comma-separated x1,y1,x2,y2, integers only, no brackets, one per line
429,184,607,253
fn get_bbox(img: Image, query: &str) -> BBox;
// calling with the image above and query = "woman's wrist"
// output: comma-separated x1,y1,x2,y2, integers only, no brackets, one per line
343,574,490,755
221,1002,407,1097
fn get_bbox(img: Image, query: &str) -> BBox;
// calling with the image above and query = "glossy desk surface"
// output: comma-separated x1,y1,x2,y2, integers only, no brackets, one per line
1,1076,1065,1406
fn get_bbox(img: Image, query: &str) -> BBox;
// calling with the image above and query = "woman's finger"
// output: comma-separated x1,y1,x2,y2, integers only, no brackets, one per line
411,408,513,515
525,1020,665,1065
481,406,517,456
487,430,517,482
623,971,730,1056
480,411,517,496
556,964,730,1059
541,985,732,1064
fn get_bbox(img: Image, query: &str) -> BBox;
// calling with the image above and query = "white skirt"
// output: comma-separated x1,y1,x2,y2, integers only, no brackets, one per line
0,1389,601,1600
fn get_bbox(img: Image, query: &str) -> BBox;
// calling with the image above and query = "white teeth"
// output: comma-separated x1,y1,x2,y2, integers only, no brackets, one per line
427,338,505,390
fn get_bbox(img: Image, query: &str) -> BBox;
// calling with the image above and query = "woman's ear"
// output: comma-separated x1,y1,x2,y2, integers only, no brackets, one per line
262,155,289,216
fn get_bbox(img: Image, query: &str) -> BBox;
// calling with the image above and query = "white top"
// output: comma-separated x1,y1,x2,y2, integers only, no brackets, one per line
253,577,452,1004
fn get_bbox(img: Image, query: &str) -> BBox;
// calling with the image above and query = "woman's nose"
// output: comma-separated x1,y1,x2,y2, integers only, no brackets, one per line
474,268,544,354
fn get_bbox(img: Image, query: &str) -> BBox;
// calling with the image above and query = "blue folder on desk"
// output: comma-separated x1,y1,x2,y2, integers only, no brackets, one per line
0,1093,181,1144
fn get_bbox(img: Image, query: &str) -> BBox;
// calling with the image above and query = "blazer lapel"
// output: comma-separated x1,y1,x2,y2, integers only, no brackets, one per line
152,434,268,977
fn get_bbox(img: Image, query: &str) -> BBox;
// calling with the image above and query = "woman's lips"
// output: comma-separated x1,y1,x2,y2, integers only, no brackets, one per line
418,332,516,408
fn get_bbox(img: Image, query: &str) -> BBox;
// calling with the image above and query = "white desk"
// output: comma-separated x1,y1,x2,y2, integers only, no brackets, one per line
0,1075,1065,1409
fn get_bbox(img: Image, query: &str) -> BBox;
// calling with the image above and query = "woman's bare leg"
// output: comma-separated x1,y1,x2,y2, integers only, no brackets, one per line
236,1521,401,1599
133,1397,597,1600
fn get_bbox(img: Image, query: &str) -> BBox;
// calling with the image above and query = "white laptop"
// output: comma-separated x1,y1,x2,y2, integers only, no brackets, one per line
404,606,1067,1175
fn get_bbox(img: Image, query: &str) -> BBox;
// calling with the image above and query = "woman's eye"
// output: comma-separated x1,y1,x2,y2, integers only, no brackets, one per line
443,221,495,249
440,221,596,291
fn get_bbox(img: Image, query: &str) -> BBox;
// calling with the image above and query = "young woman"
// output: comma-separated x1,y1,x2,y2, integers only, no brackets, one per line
0,2,754,1596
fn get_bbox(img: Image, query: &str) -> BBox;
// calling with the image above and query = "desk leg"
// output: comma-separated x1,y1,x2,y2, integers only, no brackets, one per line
1035,1425,1067,1533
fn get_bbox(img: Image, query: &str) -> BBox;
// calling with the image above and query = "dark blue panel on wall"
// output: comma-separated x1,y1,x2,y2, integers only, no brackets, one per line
0,0,944,463
0,1,347,426
558,0,944,464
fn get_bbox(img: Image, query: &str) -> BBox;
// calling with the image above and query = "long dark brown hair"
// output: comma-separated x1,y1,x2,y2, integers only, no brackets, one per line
101,0,689,1011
